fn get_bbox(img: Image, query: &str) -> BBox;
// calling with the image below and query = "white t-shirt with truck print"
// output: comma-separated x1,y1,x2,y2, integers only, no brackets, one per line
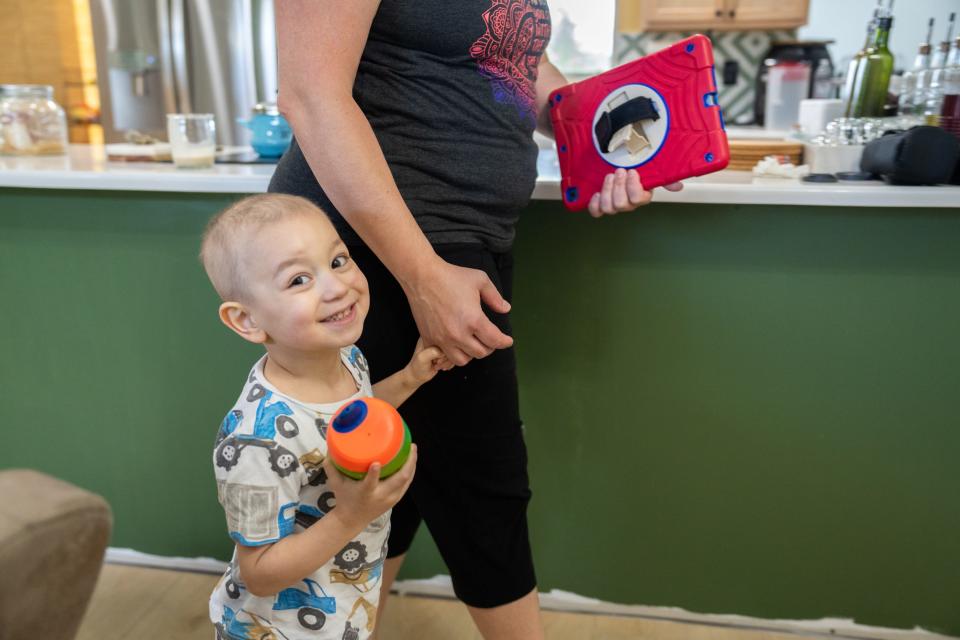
209,346,388,640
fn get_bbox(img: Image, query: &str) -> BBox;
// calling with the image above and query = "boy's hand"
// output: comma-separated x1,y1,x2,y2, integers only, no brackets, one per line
408,338,452,382
324,444,418,532
587,168,683,217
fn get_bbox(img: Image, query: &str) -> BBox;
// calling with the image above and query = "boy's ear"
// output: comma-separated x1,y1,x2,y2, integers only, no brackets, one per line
219,301,267,345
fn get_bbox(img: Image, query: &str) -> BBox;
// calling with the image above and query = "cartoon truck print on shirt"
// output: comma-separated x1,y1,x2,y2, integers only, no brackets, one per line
347,346,368,380
273,578,337,631
215,606,290,640
216,435,298,477
224,563,244,600
215,385,301,477
228,501,297,547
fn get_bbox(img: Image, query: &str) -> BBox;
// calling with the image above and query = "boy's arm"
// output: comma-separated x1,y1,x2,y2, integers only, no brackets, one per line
372,340,447,408
236,451,417,596
235,504,362,596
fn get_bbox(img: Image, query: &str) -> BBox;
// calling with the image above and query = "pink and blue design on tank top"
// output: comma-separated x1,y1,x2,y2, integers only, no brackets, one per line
470,0,551,122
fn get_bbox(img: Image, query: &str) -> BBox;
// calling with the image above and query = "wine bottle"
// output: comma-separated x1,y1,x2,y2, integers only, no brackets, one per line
850,13,895,117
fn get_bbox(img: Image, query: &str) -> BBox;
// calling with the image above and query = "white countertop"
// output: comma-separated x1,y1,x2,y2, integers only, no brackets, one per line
1,144,959,208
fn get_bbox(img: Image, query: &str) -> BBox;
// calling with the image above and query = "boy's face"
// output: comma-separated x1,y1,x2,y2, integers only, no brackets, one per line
238,212,369,352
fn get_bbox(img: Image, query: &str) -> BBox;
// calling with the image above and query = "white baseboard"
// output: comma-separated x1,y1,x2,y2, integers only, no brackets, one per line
106,547,228,574
104,548,955,640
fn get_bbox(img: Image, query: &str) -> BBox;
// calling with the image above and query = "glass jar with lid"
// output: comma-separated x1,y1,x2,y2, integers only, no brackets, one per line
0,84,68,155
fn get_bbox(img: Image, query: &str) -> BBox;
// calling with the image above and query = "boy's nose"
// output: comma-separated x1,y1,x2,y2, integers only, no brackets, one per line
318,272,350,300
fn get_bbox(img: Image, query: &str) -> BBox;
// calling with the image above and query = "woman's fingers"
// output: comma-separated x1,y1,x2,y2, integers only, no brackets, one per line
590,169,652,216
626,169,646,205
611,168,630,210
598,172,615,213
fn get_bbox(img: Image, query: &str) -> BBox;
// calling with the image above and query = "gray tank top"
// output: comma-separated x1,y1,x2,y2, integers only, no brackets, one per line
269,0,552,252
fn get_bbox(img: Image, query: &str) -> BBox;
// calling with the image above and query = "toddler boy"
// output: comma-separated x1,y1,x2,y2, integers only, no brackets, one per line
201,194,445,639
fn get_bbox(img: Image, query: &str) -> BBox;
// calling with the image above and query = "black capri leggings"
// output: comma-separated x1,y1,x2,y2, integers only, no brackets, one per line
350,242,536,609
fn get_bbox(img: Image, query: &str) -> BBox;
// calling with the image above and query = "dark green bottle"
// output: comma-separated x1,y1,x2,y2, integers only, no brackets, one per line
851,16,895,116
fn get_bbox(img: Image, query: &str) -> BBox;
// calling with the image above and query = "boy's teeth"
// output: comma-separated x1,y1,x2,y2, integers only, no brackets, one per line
325,305,351,321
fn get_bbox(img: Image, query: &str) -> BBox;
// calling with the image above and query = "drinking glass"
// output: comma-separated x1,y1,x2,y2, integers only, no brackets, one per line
166,113,216,168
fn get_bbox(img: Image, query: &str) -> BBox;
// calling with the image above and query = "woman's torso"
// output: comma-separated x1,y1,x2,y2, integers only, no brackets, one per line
270,0,552,252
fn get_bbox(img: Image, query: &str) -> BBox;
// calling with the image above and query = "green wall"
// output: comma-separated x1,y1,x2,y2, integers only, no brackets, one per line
1,188,958,635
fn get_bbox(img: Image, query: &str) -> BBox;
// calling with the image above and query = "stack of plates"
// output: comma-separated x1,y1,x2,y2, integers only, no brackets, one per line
727,139,804,171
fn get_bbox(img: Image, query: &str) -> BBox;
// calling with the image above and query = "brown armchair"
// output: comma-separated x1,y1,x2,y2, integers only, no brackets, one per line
0,469,112,640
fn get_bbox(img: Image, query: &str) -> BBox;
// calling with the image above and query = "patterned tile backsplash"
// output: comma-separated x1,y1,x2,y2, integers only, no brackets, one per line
615,30,797,124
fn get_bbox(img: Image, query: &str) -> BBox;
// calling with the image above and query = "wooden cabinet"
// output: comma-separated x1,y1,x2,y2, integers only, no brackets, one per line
617,0,809,32
721,0,809,30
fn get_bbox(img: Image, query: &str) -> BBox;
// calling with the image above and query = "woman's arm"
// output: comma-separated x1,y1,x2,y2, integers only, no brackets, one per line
275,1,512,366
535,53,569,138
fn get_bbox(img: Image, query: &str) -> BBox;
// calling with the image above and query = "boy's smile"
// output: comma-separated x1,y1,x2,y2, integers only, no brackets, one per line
238,212,369,353
320,302,358,325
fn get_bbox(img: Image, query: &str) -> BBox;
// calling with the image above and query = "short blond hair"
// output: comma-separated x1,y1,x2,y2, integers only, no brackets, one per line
200,193,328,301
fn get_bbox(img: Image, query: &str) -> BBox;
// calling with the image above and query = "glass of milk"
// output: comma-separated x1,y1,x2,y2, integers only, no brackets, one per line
166,114,216,169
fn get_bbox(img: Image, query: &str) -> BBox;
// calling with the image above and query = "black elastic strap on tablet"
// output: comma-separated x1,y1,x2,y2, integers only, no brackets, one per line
594,97,660,153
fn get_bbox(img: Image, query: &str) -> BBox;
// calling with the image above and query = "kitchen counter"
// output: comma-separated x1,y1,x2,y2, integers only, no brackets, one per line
2,144,958,208
3,145,959,636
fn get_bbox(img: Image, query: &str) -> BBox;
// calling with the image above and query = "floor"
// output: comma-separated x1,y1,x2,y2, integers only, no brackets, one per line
71,564,899,640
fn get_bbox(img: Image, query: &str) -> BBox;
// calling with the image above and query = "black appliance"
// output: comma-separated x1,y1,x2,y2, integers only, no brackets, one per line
754,40,835,126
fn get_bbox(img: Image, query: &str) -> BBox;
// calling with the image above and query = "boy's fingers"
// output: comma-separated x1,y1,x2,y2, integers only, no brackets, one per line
397,443,417,474
422,346,444,360
362,462,382,490
384,444,417,488
321,456,340,484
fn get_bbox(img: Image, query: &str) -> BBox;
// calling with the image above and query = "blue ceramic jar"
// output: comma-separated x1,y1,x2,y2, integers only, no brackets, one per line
238,102,291,158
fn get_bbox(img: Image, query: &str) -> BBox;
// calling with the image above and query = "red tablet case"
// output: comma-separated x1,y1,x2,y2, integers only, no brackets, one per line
548,34,729,211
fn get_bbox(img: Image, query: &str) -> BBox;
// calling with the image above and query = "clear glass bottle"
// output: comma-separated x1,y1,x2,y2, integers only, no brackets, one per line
899,42,931,115
843,7,880,116
949,35,960,68
939,43,960,133
924,40,952,123
925,13,957,123
0,85,68,155
850,16,895,117
899,18,934,116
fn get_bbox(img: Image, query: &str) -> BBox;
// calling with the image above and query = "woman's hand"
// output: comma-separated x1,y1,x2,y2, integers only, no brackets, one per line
403,258,513,367
587,168,683,218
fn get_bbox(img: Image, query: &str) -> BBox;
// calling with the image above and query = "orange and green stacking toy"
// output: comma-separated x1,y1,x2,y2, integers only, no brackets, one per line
328,397,412,480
